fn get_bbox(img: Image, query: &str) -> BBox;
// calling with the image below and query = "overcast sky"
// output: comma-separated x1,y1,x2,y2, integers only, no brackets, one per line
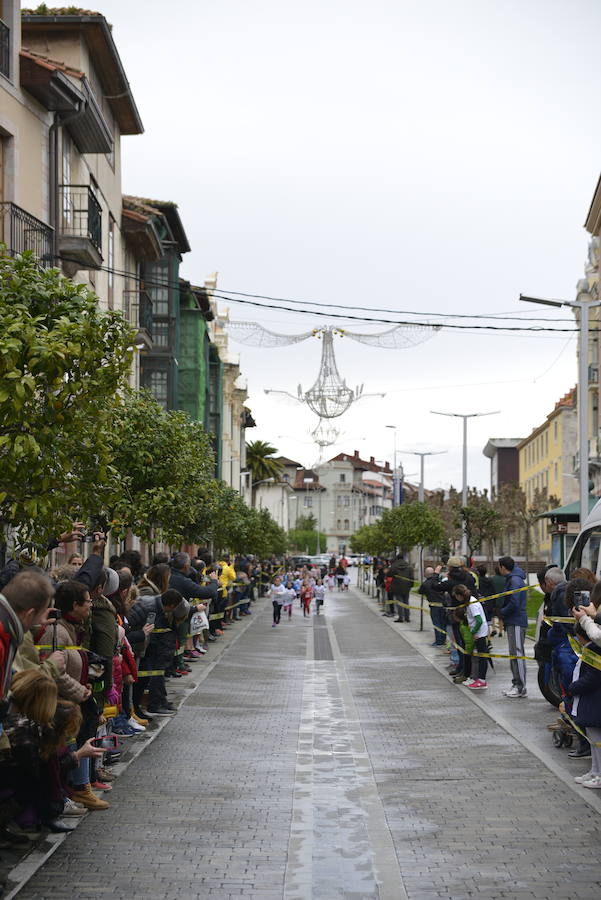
99,0,601,491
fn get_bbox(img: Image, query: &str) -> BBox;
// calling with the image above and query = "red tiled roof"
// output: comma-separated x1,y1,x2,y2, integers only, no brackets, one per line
20,47,84,78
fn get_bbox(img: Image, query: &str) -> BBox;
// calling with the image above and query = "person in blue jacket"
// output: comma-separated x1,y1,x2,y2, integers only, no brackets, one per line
498,556,528,698
563,623,601,789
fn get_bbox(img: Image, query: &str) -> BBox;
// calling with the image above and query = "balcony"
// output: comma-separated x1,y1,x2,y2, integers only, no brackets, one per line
58,185,102,272
0,202,53,266
123,289,153,350
0,18,9,79
589,364,599,386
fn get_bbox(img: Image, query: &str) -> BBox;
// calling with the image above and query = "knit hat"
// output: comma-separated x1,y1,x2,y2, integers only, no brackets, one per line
447,556,463,568
103,567,120,597
173,598,191,621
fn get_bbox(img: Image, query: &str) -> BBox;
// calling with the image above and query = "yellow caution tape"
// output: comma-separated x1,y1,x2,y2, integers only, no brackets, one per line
395,601,535,661
568,634,601,673
137,669,166,677
562,711,601,747
35,644,85,651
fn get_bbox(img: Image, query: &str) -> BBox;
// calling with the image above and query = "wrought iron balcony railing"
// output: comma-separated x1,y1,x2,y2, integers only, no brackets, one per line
0,202,53,266
59,185,102,252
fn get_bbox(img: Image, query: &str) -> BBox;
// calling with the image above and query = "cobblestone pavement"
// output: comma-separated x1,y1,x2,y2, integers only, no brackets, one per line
13,587,601,899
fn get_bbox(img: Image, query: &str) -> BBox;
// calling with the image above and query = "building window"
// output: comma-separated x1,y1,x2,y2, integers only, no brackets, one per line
146,261,170,316
149,369,168,409
554,462,558,481
340,473,346,483
304,495,313,508
343,495,350,506
554,421,558,441
151,320,170,348
107,216,114,309
344,519,349,530
337,519,341,529
337,495,342,506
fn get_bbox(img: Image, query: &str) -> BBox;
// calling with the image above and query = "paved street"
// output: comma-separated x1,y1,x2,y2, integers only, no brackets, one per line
14,587,601,900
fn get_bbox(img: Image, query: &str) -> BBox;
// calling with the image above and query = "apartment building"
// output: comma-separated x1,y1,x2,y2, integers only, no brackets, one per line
518,388,578,555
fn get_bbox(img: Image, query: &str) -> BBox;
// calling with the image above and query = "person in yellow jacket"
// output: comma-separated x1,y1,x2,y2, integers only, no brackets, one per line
217,556,237,624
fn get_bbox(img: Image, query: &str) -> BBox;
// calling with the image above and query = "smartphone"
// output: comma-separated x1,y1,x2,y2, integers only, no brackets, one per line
147,612,156,625
91,735,121,750
82,534,96,543
47,609,62,621
573,590,590,610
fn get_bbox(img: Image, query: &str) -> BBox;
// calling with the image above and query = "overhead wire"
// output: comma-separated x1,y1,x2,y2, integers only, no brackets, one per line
13,250,593,333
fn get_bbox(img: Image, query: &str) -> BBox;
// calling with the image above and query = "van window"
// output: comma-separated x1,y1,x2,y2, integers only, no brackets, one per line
566,527,601,578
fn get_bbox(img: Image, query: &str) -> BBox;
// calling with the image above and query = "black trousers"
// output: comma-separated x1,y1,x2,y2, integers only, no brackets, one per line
272,601,282,623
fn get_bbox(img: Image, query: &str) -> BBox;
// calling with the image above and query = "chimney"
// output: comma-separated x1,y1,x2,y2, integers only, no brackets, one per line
354,450,360,458
370,456,375,465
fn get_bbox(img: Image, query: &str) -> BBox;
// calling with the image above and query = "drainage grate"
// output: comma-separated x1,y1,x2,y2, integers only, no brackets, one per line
313,616,334,660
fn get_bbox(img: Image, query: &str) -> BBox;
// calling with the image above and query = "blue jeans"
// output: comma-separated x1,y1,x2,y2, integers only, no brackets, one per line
430,604,447,644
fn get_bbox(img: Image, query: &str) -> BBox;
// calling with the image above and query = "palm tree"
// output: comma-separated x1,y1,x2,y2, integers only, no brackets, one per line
246,440,283,506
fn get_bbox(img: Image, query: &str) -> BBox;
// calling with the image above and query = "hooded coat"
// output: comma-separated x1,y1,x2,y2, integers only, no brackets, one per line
389,557,414,599
498,564,528,627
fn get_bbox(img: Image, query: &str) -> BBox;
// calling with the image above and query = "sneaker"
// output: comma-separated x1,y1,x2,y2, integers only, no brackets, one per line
272,623,277,627
147,706,177,716
468,679,488,690
96,768,115,783
519,689,528,698
568,746,592,759
90,781,113,792
62,798,87,817
463,678,475,687
131,711,149,727
581,774,601,789
127,717,146,733
44,818,78,833
112,721,138,736
502,686,521,698
575,771,593,783
453,674,467,684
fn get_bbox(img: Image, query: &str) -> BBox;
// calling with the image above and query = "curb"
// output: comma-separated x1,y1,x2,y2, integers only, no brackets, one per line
354,586,601,818
2,604,262,900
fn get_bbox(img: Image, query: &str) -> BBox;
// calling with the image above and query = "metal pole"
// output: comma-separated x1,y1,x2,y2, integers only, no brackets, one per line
419,455,425,504
462,415,468,556
579,299,589,527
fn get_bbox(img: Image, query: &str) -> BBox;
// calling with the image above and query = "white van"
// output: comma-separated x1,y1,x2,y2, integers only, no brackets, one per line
564,498,601,578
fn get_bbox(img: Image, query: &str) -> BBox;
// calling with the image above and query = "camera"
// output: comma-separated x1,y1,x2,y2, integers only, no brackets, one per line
47,609,62,621
573,590,591,610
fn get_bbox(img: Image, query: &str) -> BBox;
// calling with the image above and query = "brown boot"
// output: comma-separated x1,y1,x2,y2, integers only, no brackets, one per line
70,784,110,810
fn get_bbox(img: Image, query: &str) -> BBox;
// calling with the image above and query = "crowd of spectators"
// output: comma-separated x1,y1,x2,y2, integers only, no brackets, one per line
0,537,281,854
371,552,601,788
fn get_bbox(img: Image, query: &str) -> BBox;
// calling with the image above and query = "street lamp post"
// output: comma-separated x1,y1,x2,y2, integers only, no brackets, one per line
520,291,601,528
398,450,447,503
430,410,500,556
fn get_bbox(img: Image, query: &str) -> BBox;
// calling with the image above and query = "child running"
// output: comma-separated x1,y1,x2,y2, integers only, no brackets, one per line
270,575,286,627
282,580,295,620
300,578,313,617
314,579,325,615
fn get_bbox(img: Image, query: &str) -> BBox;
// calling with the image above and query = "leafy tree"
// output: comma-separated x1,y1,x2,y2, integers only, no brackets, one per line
349,503,444,561
461,490,501,559
0,251,134,547
102,389,215,546
288,527,327,555
426,487,462,552
378,502,445,555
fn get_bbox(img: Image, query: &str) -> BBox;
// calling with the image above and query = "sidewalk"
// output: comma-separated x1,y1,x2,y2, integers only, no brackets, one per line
355,584,601,816
1,602,264,900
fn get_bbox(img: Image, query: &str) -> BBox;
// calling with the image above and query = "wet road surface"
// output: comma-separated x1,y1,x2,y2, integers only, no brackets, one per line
14,588,601,899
